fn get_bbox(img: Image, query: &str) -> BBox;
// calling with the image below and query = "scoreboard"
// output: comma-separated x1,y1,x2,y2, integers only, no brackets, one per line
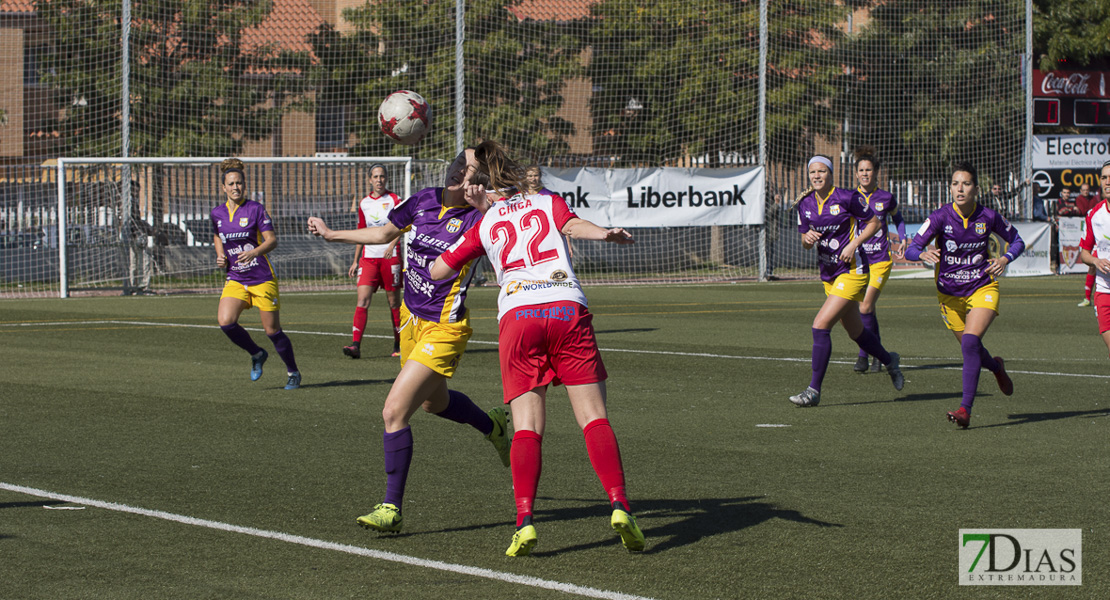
1034,70,1110,127
1034,98,1110,127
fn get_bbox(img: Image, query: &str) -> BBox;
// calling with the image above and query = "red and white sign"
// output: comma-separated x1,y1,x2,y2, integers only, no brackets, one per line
1034,71,1110,99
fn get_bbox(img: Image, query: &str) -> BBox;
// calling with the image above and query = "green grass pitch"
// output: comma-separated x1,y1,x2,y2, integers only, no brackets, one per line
1,276,1106,599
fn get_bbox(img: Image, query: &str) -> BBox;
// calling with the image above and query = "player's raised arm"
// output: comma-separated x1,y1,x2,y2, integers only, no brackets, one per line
307,216,402,246
561,218,635,244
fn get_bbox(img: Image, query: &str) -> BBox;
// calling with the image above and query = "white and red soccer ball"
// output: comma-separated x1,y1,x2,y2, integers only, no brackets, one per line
378,90,430,146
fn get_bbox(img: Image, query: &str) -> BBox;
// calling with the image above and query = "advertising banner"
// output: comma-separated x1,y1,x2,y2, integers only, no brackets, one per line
542,166,765,227
1057,216,1087,274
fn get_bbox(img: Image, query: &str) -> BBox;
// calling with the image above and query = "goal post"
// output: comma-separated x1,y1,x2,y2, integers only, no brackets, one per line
49,156,419,298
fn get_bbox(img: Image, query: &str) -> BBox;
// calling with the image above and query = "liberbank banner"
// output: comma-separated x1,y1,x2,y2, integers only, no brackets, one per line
541,166,765,227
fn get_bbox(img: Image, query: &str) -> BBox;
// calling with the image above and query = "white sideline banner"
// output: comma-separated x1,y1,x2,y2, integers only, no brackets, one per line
541,166,765,227
1057,216,1087,274
1032,135,1110,169
1006,221,1052,277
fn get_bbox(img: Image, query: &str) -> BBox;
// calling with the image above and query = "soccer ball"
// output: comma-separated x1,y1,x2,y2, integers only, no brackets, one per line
378,90,430,146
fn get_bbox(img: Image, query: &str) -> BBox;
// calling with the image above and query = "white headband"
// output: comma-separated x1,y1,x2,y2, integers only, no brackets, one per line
808,156,833,170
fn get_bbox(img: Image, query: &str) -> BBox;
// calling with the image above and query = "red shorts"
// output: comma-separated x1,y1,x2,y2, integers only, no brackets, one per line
1096,291,1110,334
357,256,401,291
497,301,607,403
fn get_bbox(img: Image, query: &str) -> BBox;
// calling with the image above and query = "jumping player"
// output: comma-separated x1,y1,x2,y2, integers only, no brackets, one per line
1078,160,1110,359
211,158,301,390
432,184,644,557
791,155,905,408
344,164,402,359
306,142,517,533
905,161,1024,428
852,148,907,374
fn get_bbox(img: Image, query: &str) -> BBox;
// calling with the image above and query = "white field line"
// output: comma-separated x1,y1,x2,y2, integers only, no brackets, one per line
3,319,1110,379
0,482,655,600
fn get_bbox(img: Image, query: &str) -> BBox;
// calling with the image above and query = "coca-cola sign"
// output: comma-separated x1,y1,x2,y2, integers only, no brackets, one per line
1034,70,1108,99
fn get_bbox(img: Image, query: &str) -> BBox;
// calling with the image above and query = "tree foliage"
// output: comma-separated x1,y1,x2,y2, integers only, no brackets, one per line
837,2,1025,181
37,0,307,157
1033,0,1110,71
313,0,583,161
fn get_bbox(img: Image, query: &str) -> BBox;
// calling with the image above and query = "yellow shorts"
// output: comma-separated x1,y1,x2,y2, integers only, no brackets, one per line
938,282,1000,332
220,279,280,312
867,260,893,292
397,304,472,378
823,272,869,302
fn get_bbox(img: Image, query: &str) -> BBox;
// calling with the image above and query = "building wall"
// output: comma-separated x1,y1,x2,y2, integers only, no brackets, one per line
0,29,25,157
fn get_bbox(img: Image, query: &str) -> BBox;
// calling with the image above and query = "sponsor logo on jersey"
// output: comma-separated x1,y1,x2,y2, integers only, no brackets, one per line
551,270,568,282
446,218,463,233
946,240,959,252
239,217,249,227
975,222,987,235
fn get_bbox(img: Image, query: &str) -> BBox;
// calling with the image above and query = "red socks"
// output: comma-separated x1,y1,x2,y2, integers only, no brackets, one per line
511,430,543,527
352,306,368,344
583,418,629,512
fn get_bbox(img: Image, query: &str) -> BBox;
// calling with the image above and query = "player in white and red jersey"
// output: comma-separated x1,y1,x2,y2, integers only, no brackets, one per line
433,185,645,557
344,164,403,359
1079,160,1110,359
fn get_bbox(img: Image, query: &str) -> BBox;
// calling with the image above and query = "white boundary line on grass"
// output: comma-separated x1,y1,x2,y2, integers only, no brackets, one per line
4,319,1110,379
0,482,655,600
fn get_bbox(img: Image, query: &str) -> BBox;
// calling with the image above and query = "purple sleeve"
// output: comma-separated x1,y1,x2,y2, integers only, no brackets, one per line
796,202,810,234
256,204,274,233
995,214,1025,261
849,190,875,221
889,198,907,239
904,217,938,262
388,193,418,230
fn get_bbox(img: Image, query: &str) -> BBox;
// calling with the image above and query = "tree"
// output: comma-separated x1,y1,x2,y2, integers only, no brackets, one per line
837,2,1025,181
37,0,308,157
310,0,583,161
1033,0,1110,71
587,0,850,168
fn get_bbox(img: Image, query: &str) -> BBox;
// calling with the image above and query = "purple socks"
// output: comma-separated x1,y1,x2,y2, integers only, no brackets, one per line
433,390,493,436
858,312,879,359
960,334,998,413
220,323,263,355
383,427,414,508
810,328,832,391
852,327,892,365
266,330,299,373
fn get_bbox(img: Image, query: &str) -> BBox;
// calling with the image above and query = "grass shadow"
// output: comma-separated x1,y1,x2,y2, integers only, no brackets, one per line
974,408,1110,429
525,495,841,556
594,328,658,335
292,378,394,389
0,500,71,509
828,391,962,407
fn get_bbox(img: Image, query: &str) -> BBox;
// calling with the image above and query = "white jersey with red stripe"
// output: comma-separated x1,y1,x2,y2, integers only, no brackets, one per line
1080,200,1110,294
357,191,401,258
442,191,587,321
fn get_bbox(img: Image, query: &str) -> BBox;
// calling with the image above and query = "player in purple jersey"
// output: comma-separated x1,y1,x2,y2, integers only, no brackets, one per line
852,148,908,374
210,158,301,390
791,155,905,407
905,161,1024,429
306,141,523,533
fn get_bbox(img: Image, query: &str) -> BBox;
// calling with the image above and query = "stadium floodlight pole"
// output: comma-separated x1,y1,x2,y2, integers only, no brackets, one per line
1023,0,1033,219
757,0,768,281
454,0,465,155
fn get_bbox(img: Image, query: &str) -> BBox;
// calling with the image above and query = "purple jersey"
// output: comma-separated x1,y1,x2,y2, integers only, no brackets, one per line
857,187,901,263
908,203,1025,297
390,187,483,323
796,187,875,283
211,200,276,285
